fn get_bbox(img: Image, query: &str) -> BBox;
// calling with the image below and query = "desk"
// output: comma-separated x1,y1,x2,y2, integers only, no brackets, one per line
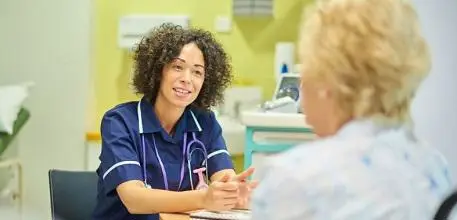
160,213,189,220
240,111,315,179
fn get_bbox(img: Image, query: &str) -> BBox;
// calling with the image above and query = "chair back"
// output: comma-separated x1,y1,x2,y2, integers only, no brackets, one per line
435,189,457,219
48,169,98,220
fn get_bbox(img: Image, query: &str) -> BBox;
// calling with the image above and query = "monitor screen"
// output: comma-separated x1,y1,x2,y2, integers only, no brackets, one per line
274,74,300,101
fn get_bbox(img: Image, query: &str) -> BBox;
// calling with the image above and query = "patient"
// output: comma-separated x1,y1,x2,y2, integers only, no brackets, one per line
251,0,453,219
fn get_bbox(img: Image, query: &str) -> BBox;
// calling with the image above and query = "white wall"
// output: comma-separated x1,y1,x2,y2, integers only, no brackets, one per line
0,0,92,219
411,0,457,182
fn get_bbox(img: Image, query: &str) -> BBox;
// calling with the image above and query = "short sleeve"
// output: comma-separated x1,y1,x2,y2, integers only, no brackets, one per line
98,111,143,195
206,112,234,178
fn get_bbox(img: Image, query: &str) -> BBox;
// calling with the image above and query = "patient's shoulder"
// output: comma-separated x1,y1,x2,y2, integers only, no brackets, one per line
275,137,364,166
258,138,359,181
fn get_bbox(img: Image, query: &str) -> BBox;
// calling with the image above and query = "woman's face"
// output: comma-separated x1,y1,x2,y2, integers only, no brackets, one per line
158,43,205,109
300,77,340,137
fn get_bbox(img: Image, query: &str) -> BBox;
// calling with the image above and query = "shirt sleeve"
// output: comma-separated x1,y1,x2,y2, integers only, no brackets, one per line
206,111,234,178
98,111,143,195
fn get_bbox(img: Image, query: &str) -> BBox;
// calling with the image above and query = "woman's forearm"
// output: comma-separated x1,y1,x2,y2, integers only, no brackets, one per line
117,181,205,214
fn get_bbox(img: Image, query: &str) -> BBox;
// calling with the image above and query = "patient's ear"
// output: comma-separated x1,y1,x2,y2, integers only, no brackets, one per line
317,89,327,99
317,84,332,99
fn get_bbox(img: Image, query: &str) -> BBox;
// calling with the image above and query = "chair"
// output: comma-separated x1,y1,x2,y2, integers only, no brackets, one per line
434,189,457,220
48,169,98,220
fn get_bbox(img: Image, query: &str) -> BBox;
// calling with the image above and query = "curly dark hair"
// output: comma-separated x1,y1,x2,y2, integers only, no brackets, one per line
132,23,233,111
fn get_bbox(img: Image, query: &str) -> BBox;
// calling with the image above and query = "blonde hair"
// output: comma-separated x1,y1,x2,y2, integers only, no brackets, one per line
299,0,430,126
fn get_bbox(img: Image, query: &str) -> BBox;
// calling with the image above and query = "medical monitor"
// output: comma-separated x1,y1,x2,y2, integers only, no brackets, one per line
273,73,301,102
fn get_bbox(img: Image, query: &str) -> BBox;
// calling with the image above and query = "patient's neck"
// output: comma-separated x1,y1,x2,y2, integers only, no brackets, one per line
317,114,351,138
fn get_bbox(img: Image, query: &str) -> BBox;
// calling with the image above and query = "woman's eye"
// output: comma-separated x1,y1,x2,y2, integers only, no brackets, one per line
174,65,183,71
193,69,204,76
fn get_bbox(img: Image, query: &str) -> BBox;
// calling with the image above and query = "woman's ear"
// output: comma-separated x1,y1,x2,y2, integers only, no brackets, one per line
317,85,332,99
317,89,327,99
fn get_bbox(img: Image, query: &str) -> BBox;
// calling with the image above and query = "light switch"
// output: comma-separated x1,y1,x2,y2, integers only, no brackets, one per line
214,16,232,33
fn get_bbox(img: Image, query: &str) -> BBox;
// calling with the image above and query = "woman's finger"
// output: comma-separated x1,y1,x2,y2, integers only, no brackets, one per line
218,173,230,182
248,180,259,189
234,167,255,181
222,198,238,206
213,181,239,191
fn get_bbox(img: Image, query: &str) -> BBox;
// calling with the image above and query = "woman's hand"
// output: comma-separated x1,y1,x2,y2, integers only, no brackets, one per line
200,174,240,212
232,167,259,209
235,180,258,209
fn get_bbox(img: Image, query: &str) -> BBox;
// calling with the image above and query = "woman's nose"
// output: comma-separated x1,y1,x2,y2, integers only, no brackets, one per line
180,69,192,83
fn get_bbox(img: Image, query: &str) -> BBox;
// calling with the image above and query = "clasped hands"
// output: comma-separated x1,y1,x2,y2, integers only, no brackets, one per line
200,167,258,212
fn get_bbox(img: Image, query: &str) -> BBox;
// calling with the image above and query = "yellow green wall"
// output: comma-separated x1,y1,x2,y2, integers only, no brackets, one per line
93,0,308,130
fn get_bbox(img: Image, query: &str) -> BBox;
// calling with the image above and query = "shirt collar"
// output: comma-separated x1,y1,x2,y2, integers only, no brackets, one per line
138,97,202,134
138,97,161,133
336,119,401,139
174,109,202,135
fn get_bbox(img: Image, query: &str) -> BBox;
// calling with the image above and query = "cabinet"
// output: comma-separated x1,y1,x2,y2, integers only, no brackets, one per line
240,111,315,180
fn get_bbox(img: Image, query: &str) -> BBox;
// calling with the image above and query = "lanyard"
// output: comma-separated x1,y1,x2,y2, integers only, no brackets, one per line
144,133,187,191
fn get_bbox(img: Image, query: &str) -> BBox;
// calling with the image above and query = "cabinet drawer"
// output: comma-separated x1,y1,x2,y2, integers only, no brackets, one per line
252,131,315,145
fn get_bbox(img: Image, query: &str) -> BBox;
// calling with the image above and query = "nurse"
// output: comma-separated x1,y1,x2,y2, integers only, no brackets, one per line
93,23,256,220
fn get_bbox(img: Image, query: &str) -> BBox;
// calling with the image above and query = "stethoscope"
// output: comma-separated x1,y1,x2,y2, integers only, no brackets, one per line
137,100,209,191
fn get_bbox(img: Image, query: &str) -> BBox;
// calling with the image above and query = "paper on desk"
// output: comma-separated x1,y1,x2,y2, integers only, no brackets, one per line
190,209,251,220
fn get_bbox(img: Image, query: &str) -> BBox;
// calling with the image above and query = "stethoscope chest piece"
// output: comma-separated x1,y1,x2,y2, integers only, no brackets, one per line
145,183,152,189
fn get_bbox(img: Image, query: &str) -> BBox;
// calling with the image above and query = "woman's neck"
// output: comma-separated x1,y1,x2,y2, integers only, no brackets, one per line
153,95,185,135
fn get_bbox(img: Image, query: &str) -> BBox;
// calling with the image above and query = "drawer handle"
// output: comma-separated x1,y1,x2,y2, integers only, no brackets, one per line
252,131,315,144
